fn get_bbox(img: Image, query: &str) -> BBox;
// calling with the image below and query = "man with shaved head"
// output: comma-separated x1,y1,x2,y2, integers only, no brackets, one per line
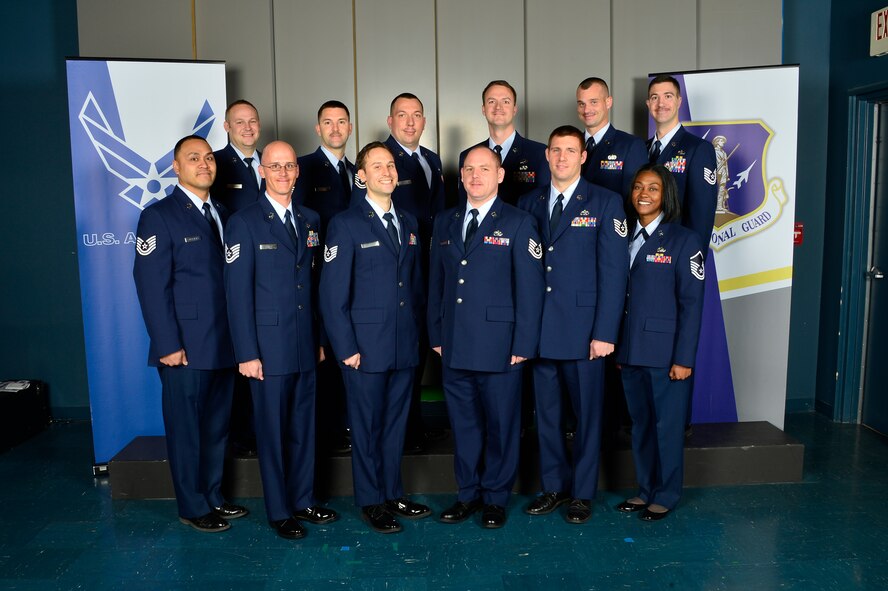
224,140,338,540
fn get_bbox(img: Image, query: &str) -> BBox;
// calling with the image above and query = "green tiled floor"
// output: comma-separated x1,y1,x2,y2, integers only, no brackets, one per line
1,413,886,590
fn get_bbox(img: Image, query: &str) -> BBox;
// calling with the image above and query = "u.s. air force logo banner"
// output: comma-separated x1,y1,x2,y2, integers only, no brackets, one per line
684,120,788,252
66,58,227,465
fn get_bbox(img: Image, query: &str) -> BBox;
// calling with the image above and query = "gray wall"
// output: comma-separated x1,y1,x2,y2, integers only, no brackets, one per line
77,0,782,164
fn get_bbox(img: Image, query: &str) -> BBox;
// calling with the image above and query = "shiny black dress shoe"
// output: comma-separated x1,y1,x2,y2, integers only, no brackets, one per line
565,499,592,524
270,517,306,539
385,497,432,519
525,492,570,515
439,499,483,523
615,500,648,513
179,513,230,533
212,502,249,520
293,506,339,525
362,504,403,534
640,508,670,521
481,504,506,529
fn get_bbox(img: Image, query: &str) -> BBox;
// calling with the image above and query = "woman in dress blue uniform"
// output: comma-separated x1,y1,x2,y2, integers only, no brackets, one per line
615,163,706,521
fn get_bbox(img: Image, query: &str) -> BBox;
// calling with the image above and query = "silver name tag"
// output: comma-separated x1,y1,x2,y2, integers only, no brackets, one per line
397,179,413,186
259,243,278,250
360,241,380,249
226,183,243,189
184,236,201,243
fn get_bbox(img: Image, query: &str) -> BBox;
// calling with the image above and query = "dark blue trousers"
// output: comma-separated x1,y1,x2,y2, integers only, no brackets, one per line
158,365,234,519
442,365,522,507
621,365,691,510
341,367,413,507
250,371,317,521
532,357,605,500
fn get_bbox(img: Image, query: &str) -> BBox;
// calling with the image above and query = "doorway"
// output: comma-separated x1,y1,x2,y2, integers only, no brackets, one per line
861,101,888,435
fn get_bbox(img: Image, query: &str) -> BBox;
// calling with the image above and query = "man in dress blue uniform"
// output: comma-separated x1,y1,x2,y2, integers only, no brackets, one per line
458,80,550,205
646,74,718,433
577,77,647,200
518,126,628,523
210,99,265,458
320,142,431,534
133,135,248,533
294,100,356,455
224,140,338,540
577,77,647,446
295,100,356,239
645,75,717,247
380,93,445,240
211,100,264,213
360,93,446,451
429,146,545,529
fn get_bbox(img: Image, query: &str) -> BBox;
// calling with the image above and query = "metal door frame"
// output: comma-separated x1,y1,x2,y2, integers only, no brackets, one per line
836,85,888,422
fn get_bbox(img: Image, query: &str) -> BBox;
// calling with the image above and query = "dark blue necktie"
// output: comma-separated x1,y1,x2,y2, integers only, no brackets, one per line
338,160,350,195
384,212,400,253
284,209,299,249
550,194,564,236
244,157,258,188
649,139,662,163
464,208,479,248
202,202,222,247
411,152,429,189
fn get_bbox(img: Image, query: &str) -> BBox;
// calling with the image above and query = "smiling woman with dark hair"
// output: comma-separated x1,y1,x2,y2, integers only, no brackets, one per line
614,165,706,522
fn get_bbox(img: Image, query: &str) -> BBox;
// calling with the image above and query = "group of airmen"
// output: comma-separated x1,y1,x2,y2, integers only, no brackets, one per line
132,74,715,538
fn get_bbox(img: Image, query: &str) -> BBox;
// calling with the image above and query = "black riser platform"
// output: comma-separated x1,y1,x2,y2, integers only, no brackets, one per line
109,421,804,500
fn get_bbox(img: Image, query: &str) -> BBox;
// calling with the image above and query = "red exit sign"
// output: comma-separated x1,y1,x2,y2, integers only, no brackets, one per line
873,6,888,56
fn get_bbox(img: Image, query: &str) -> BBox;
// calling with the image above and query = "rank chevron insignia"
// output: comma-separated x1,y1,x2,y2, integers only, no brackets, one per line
324,245,339,262
690,250,705,280
135,235,156,256
528,237,543,260
613,219,628,237
225,243,241,264
703,167,717,186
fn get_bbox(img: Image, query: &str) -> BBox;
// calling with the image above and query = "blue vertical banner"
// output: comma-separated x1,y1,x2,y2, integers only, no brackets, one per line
66,59,227,463
649,66,799,430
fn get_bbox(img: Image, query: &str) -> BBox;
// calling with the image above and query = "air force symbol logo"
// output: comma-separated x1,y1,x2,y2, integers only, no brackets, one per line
324,245,339,262
78,92,216,210
528,238,543,260
225,243,241,263
135,235,156,256
613,219,628,237
690,250,705,281
684,121,789,252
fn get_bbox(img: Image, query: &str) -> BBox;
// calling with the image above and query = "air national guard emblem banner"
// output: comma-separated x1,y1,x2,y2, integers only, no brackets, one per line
66,59,227,463
650,66,798,430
